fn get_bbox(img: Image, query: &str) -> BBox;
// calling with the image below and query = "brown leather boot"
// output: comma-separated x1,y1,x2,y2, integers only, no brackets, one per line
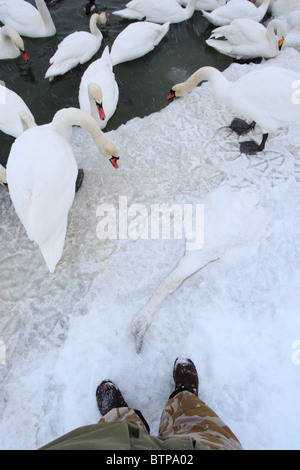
172,357,199,397
96,380,128,416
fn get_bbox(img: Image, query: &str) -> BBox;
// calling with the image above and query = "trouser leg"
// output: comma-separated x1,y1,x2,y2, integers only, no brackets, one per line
159,390,243,450
99,407,150,436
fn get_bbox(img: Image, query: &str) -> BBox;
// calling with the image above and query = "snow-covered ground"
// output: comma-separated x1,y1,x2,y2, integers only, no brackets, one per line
0,46,300,450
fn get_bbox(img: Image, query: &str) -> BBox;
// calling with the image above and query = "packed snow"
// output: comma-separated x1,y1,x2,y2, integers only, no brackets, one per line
0,45,300,450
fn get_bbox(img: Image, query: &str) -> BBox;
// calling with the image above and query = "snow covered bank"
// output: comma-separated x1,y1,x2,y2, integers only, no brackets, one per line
0,47,300,450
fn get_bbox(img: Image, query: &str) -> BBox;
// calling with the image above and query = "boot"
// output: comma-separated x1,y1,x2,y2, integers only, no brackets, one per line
172,357,199,397
96,380,128,416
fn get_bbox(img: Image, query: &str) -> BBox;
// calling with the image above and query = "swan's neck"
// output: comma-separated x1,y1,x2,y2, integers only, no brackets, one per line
1,25,23,49
259,0,271,14
173,66,229,97
182,0,197,18
34,0,55,29
88,84,103,122
89,13,107,37
52,108,118,159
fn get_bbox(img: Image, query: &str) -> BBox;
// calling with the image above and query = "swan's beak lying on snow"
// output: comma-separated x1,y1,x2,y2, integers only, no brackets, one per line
20,49,29,62
110,156,119,169
96,102,106,121
167,89,176,100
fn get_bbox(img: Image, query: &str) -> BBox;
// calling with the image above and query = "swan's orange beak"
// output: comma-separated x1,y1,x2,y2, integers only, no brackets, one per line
96,103,106,121
278,37,284,50
168,89,176,100
21,50,29,61
110,157,119,169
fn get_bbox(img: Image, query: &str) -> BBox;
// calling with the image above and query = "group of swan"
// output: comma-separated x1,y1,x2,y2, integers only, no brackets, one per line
202,0,271,26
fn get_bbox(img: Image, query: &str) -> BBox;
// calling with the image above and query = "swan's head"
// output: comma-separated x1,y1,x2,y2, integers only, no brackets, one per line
2,26,29,61
88,83,106,121
95,12,109,24
94,132,119,169
0,164,8,190
167,83,187,100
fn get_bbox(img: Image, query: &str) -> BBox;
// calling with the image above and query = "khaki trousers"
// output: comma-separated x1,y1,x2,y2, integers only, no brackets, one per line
99,390,243,450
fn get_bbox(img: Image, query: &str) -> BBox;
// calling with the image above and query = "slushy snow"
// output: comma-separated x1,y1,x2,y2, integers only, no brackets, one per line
0,47,299,450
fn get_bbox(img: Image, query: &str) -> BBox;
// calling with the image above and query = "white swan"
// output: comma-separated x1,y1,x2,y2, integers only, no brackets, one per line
202,0,271,27
113,0,198,24
0,164,7,188
167,65,300,154
206,18,287,60
285,10,300,51
110,21,170,66
0,25,29,61
0,0,56,38
79,47,119,129
6,108,120,274
132,185,271,353
176,0,227,12
45,12,108,81
0,83,35,138
271,0,300,17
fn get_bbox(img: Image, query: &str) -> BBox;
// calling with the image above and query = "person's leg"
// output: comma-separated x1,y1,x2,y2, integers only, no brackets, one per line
158,358,243,450
96,380,150,436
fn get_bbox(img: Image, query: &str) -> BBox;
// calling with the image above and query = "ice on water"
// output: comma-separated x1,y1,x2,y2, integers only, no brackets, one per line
0,47,300,450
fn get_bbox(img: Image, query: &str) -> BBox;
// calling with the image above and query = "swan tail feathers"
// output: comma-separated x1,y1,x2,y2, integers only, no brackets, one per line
39,223,67,274
112,8,145,20
154,22,170,45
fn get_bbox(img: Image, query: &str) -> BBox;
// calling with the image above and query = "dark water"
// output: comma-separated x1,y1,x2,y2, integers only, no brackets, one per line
0,0,234,167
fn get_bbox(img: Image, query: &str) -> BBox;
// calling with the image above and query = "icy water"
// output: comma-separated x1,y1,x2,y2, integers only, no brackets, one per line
0,0,233,167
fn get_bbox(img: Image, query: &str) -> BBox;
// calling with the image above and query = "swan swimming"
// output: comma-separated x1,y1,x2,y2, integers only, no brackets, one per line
167,65,300,154
0,83,35,138
0,0,56,38
113,0,198,24
110,21,170,66
79,47,119,130
45,13,108,81
206,18,288,60
0,26,29,61
202,0,271,27
6,108,120,274
176,0,227,11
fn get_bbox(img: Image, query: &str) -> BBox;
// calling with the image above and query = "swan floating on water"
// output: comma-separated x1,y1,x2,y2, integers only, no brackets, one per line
79,47,119,129
45,13,108,81
0,83,35,138
0,0,56,38
206,18,287,60
110,21,170,66
113,0,198,24
0,25,29,61
176,0,227,11
167,65,300,154
6,108,119,274
132,185,271,353
202,0,271,27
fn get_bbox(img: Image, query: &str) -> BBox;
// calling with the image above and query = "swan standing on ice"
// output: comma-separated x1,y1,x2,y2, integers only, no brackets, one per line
0,26,29,61
45,13,108,81
206,18,287,60
167,65,300,154
110,21,170,66
202,0,271,27
6,108,120,274
79,47,119,129
0,83,35,138
132,185,271,353
0,0,56,38
113,0,198,24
